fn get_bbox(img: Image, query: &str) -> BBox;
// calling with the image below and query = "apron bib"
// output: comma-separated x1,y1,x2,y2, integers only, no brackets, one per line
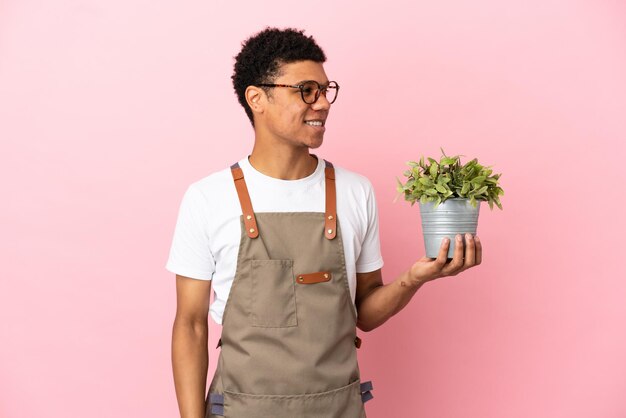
206,159,374,418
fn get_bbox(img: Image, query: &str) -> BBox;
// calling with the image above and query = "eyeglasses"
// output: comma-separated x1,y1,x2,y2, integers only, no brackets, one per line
257,80,339,104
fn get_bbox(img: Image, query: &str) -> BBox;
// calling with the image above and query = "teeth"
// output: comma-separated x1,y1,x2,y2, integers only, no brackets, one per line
305,121,323,126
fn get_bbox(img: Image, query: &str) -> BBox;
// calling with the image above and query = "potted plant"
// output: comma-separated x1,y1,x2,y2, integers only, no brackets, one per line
395,148,504,259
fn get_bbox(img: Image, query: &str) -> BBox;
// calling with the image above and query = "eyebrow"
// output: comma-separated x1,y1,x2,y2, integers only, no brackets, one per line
294,79,331,86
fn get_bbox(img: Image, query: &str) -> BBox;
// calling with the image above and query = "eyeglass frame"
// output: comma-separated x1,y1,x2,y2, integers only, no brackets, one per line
256,80,340,104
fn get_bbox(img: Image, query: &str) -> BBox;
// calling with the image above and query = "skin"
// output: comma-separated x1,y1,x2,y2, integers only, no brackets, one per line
172,275,211,418
245,60,331,179
355,233,482,332
171,59,482,418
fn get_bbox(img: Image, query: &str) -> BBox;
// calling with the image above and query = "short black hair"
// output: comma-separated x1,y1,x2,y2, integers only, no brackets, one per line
232,27,327,126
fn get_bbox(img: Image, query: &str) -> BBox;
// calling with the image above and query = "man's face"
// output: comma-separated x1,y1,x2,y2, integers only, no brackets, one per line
259,60,332,150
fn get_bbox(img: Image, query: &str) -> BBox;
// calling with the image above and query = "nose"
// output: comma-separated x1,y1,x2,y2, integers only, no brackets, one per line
311,92,331,111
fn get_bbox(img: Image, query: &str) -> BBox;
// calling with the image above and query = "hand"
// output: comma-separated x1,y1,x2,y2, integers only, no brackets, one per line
408,234,482,285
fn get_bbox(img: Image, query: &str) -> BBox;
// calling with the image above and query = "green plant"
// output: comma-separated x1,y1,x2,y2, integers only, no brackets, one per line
395,147,504,210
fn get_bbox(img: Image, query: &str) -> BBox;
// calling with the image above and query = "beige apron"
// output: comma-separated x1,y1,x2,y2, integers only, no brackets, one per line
206,159,374,418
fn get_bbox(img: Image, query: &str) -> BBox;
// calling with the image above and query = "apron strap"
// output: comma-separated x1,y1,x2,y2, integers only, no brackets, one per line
230,158,337,240
230,162,259,239
324,160,337,240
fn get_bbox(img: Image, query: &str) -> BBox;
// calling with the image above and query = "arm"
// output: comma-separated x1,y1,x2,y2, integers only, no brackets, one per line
355,268,424,332
172,274,212,418
356,234,482,332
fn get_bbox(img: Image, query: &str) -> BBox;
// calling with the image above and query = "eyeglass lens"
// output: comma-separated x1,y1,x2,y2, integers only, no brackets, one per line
301,81,338,104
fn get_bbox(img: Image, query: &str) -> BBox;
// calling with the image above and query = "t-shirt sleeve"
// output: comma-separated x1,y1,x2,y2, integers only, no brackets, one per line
165,184,215,280
355,180,384,273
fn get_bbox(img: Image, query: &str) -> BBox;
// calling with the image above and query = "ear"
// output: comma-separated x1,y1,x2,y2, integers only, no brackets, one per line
245,86,265,116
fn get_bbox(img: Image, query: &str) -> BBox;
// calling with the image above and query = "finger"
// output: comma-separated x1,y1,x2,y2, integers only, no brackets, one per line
464,233,476,268
475,235,482,264
436,237,451,267
443,234,464,274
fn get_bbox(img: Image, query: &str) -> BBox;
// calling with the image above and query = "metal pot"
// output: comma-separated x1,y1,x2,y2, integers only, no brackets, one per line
418,197,481,259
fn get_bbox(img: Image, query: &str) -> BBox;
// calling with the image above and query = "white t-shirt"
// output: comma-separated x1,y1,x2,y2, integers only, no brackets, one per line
166,154,384,325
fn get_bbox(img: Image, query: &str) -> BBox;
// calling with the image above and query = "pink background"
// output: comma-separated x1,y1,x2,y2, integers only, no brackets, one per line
1,1,625,417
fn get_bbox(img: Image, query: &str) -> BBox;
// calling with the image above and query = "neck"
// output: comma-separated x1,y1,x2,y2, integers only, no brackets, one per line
248,144,318,180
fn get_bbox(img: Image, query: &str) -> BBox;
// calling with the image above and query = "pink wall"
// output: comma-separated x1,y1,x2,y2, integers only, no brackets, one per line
1,1,625,417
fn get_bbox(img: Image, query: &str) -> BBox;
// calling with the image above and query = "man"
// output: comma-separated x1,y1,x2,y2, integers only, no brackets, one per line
168,27,481,418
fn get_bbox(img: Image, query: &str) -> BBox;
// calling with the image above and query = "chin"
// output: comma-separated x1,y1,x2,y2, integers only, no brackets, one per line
307,137,324,149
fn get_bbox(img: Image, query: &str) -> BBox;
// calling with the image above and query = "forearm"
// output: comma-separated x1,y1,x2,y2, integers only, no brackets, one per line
172,318,209,418
356,270,425,332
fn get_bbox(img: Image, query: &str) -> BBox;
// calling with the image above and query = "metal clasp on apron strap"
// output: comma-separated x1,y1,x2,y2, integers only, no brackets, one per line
360,380,374,403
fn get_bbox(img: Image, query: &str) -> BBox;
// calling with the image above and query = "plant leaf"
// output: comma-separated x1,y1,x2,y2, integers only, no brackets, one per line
475,185,488,195
429,162,438,178
418,177,433,186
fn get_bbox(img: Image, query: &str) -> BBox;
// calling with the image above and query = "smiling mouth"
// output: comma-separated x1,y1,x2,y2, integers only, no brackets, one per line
304,120,325,127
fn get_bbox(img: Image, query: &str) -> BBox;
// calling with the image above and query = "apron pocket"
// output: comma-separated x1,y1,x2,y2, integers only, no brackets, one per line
223,378,365,418
249,259,298,328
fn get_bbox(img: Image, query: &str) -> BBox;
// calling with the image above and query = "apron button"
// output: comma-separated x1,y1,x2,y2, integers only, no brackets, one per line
249,228,255,233
327,228,333,234
246,214,252,220
323,273,329,279
328,215,333,220
298,277,304,282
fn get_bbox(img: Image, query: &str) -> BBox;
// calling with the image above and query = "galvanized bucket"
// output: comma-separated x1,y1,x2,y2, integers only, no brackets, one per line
418,198,481,259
